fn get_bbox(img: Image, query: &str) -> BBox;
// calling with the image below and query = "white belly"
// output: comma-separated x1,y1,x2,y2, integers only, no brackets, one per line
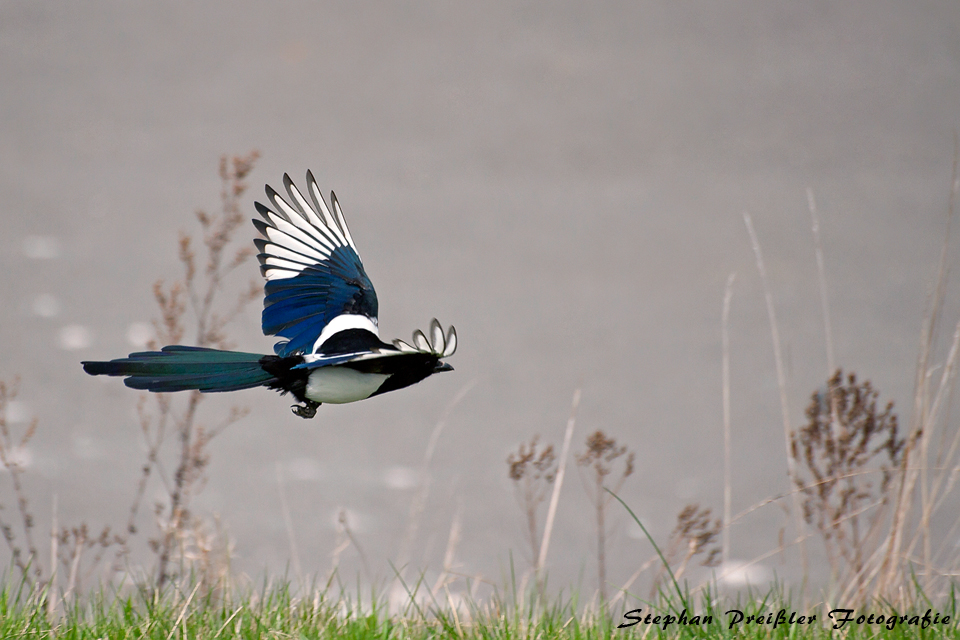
305,367,389,404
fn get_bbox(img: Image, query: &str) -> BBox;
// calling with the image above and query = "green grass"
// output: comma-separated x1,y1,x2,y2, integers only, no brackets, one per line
1,575,958,639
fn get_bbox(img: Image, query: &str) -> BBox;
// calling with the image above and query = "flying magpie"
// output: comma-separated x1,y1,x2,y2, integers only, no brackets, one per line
82,172,456,418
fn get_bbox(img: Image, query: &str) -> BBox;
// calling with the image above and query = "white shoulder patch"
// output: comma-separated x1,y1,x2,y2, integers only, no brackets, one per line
313,314,379,353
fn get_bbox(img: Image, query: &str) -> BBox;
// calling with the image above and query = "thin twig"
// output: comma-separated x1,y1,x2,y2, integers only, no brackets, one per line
276,463,302,581
63,527,85,604
47,494,58,618
880,136,959,596
743,212,809,587
807,188,835,376
339,509,371,579
432,501,463,596
398,378,477,574
537,388,581,572
721,272,735,568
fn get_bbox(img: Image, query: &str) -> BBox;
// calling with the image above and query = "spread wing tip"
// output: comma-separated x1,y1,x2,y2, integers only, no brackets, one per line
394,319,457,357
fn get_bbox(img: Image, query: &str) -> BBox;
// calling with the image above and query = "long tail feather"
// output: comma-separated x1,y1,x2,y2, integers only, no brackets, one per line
82,345,276,393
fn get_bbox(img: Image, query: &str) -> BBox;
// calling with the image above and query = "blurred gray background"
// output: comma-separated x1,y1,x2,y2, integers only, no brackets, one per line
2,0,960,592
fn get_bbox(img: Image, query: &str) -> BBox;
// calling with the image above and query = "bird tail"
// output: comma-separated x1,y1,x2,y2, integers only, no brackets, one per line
82,345,277,393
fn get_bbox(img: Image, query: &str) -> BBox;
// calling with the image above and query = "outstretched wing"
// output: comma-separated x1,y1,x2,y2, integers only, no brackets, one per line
254,172,379,357
292,319,457,370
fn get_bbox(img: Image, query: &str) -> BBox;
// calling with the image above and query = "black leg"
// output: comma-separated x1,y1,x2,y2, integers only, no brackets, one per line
291,399,320,419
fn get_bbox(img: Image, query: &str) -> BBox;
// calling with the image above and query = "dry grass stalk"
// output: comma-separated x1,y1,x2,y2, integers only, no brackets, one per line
651,504,721,597
807,188,836,376
742,212,809,584
506,436,557,567
537,388,580,574
431,502,463,596
57,523,118,598
721,273,735,568
328,511,351,582
46,496,57,617
336,508,371,580
0,377,41,581
396,379,476,582
609,554,659,606
275,464,302,581
873,140,960,600
576,429,634,602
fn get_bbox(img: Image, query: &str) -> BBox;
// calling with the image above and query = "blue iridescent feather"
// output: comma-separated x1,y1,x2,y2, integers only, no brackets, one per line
261,245,378,356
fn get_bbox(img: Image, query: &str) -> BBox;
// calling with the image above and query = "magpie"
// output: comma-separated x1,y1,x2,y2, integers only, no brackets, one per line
82,172,456,418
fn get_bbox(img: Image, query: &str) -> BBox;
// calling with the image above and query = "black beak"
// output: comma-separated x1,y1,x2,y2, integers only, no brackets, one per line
434,362,454,373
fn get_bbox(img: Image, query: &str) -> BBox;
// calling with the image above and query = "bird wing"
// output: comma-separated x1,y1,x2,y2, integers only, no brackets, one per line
291,319,457,370
254,172,379,357
292,349,405,370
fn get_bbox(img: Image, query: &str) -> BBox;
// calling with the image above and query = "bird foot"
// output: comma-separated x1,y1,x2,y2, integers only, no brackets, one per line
291,400,320,419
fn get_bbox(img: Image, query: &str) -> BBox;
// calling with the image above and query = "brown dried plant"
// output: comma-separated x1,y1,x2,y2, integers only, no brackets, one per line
576,429,634,602
56,523,118,601
132,151,261,590
869,142,960,602
506,436,557,567
0,377,41,581
790,368,906,589
651,504,721,597
0,376,130,613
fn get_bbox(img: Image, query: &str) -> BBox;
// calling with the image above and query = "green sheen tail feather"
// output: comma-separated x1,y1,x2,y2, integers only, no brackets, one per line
82,346,276,393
